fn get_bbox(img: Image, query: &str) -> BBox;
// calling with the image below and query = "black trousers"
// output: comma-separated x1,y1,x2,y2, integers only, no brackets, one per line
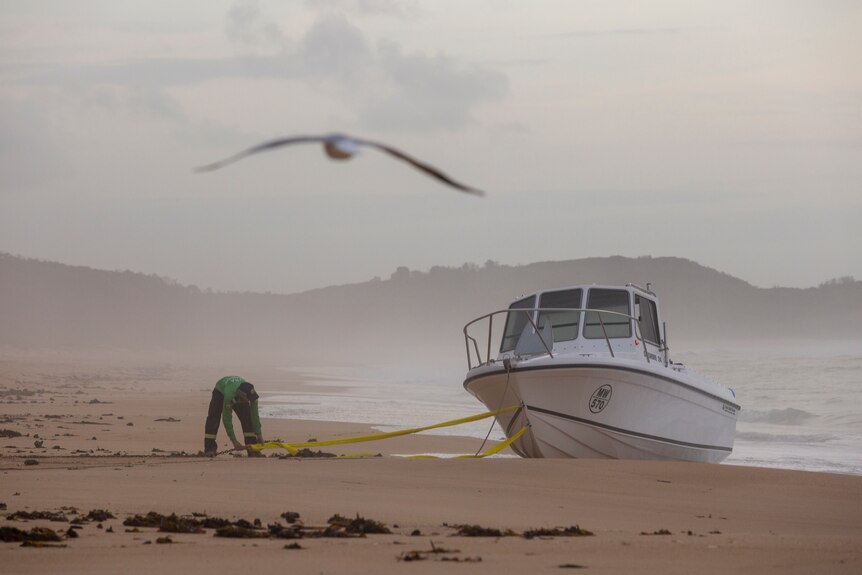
204,386,258,453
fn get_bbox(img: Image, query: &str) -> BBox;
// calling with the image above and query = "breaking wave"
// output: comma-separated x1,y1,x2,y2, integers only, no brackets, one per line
736,432,835,443
739,408,816,425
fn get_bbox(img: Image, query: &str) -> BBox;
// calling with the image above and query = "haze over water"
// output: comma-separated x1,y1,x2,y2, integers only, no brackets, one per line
264,342,862,474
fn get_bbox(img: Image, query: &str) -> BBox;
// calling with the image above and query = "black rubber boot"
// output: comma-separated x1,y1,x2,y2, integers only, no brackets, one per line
204,438,218,456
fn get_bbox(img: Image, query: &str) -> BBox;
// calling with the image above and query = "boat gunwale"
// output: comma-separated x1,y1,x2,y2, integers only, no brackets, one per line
463,361,742,412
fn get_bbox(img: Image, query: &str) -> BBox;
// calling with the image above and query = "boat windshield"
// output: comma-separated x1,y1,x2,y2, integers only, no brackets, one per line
500,295,535,352
537,288,582,342
635,295,660,344
584,289,632,339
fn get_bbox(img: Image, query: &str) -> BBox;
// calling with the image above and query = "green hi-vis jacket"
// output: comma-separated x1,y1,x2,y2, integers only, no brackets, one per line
215,376,262,442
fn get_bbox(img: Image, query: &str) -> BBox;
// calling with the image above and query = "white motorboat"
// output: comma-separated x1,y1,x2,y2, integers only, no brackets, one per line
462,284,739,462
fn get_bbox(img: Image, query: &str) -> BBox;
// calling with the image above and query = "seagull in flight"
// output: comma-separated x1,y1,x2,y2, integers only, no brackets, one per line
196,133,484,196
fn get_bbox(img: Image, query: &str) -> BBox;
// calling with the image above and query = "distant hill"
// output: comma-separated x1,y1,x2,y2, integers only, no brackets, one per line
1,252,859,362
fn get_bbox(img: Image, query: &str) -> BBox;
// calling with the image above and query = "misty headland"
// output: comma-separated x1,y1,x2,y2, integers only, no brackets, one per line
2,251,859,364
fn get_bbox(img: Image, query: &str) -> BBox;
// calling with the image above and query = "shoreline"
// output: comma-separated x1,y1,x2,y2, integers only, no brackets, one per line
1,351,860,573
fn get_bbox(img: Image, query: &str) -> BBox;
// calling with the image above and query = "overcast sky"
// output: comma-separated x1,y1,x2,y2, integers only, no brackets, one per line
1,1,859,293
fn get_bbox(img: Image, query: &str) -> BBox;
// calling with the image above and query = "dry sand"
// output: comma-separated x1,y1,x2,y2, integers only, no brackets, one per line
1,350,860,574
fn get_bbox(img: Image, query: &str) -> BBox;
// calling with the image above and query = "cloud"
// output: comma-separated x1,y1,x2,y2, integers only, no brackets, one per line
304,0,419,18
0,93,71,192
290,14,508,131
225,0,287,49
2,11,508,143
299,13,373,82
545,27,688,39
360,42,508,131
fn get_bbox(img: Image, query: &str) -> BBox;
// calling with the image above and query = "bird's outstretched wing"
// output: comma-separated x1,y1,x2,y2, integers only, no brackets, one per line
195,135,324,172
362,140,485,196
196,132,485,196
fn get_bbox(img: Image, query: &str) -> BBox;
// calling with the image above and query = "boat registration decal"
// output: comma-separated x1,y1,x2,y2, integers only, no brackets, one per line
589,384,613,414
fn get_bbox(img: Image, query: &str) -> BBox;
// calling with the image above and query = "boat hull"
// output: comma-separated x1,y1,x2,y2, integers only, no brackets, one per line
464,360,738,463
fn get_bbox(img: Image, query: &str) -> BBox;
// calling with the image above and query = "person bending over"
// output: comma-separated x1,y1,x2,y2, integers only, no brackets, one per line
204,376,264,457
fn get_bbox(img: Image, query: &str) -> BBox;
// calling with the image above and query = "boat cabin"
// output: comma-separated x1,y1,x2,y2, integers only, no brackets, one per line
499,284,667,363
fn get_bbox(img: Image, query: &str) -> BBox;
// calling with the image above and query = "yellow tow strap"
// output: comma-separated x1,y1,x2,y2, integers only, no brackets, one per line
404,426,527,459
247,405,521,457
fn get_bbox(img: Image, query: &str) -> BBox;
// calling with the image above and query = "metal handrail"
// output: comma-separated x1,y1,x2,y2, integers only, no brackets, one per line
463,307,645,370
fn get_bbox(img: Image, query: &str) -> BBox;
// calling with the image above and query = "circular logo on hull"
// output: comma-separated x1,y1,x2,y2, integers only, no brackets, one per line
589,384,613,414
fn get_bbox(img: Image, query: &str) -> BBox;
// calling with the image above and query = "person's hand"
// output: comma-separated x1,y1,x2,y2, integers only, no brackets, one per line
231,439,244,450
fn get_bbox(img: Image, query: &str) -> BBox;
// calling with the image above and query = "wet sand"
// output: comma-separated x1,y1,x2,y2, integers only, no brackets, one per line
1,351,860,574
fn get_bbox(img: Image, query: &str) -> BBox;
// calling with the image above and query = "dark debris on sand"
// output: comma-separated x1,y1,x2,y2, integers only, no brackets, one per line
81,509,115,522
277,448,337,458
159,514,205,534
114,509,397,541
326,513,392,535
398,541,467,562
268,523,304,539
123,512,164,528
7,510,68,522
641,529,673,536
280,511,301,524
450,524,517,537
213,512,392,540
1,526,63,543
523,525,594,539
124,511,237,533
215,526,270,539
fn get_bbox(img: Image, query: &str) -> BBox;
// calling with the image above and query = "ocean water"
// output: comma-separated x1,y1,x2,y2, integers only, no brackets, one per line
679,342,862,475
261,341,862,475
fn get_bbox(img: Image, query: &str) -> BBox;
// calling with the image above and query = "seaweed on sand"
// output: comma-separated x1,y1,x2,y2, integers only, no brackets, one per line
159,514,205,534
1,526,63,543
280,511,301,524
397,541,464,562
214,526,270,539
277,448,337,458
326,513,392,535
82,509,115,522
522,525,594,539
268,523,304,539
641,529,672,536
451,524,517,537
123,512,164,528
7,510,68,522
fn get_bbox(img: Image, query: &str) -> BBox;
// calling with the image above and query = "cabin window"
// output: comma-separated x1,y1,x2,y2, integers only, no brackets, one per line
500,296,535,352
538,289,582,343
584,289,632,339
635,295,660,345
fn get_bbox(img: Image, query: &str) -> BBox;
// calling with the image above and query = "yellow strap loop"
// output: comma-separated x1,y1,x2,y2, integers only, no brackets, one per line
247,405,519,453
405,426,527,459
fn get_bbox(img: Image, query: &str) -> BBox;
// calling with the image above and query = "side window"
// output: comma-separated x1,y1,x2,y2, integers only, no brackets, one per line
538,289,582,343
635,295,660,344
500,296,535,352
584,289,632,339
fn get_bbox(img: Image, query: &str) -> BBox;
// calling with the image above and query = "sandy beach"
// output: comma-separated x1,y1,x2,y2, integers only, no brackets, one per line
1,351,860,574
